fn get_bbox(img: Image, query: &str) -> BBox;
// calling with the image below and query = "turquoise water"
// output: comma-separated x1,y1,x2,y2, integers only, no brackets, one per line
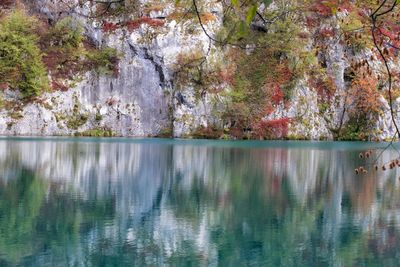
0,138,400,266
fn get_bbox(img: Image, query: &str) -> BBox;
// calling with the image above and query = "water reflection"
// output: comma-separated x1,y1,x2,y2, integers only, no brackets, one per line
0,139,399,266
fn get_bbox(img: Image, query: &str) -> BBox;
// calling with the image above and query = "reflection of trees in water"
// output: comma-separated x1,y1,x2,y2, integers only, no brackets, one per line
164,146,400,266
0,168,46,264
1,141,400,265
0,167,115,266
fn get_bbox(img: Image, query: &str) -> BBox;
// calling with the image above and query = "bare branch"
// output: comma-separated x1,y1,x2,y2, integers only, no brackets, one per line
370,0,400,139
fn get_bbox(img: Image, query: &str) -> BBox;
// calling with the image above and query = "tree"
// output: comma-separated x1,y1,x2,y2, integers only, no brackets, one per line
190,0,400,139
0,10,49,98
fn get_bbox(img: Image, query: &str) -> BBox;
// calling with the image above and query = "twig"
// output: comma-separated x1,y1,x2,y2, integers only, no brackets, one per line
370,0,400,139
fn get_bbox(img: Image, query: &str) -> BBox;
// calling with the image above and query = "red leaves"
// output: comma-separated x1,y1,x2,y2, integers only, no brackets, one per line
51,80,68,91
125,17,164,31
42,48,83,89
0,0,14,9
309,2,332,17
309,76,335,101
309,0,352,17
252,118,291,139
318,28,335,38
263,63,292,109
102,17,165,33
271,85,284,105
375,26,400,56
0,83,9,91
102,22,118,32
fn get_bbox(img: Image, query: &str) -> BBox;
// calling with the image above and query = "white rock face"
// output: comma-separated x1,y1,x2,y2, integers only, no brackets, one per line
0,0,225,137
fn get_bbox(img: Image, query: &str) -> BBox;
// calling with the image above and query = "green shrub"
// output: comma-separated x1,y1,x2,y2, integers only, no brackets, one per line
157,127,173,138
49,17,83,48
86,47,121,76
190,126,223,139
66,114,88,129
75,128,115,137
0,10,49,97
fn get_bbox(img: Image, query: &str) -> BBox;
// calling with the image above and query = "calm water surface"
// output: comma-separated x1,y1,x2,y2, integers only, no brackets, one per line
0,138,400,266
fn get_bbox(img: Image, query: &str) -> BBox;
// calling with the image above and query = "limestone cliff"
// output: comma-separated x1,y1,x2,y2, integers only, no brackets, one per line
0,0,398,140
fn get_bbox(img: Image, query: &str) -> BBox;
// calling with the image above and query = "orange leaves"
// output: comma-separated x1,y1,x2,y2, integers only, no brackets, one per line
199,12,217,24
51,80,68,91
348,74,381,117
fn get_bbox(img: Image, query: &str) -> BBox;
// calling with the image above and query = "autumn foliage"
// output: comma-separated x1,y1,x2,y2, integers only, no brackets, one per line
252,118,291,140
342,73,382,139
102,22,119,32
0,0,14,9
348,74,381,117
102,17,164,33
309,0,353,17
308,75,335,101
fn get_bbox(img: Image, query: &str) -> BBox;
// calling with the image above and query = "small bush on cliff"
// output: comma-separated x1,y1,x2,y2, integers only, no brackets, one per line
340,74,381,140
40,16,121,89
48,17,83,48
40,17,86,86
0,10,48,97
86,47,121,76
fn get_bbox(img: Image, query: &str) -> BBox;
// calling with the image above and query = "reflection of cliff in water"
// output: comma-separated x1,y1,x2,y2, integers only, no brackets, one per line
0,140,400,265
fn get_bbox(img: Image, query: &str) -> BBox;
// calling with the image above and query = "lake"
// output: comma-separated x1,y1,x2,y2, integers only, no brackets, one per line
0,138,399,266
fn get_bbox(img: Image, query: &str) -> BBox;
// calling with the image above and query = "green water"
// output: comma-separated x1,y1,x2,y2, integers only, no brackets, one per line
0,138,400,266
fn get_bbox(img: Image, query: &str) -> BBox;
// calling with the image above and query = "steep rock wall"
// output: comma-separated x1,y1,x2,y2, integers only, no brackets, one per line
0,0,399,139
0,0,224,137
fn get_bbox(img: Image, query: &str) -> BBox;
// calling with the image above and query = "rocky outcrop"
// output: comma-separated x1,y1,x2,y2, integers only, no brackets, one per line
0,0,224,137
0,0,399,139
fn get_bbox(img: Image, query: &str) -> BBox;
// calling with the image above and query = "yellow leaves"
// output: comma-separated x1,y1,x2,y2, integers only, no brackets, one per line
339,7,365,35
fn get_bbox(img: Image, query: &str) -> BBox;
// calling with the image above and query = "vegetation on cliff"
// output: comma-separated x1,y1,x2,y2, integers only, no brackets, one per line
186,0,400,140
1,0,400,140
0,10,48,97
0,7,120,97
